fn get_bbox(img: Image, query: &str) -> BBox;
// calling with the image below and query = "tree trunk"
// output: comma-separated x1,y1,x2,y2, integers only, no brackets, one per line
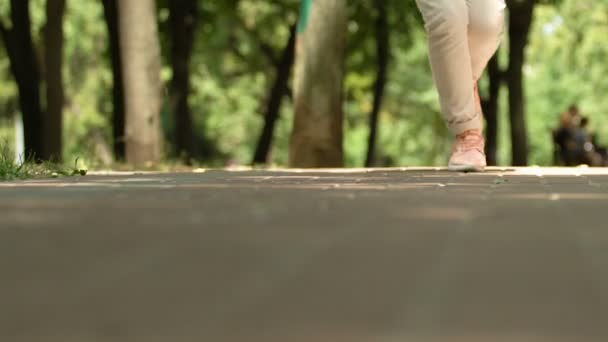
252,24,297,165
102,0,126,161
42,0,66,162
169,0,198,162
482,54,501,166
118,0,163,165
0,0,44,159
289,0,347,168
365,0,389,167
506,0,534,166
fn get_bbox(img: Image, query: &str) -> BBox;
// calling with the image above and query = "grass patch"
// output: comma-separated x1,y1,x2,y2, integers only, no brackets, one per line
0,144,87,181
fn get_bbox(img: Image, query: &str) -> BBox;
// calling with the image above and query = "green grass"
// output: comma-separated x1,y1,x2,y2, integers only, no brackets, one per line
0,144,87,181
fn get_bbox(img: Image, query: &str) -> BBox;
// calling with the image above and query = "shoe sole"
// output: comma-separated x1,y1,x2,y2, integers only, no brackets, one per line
448,163,486,172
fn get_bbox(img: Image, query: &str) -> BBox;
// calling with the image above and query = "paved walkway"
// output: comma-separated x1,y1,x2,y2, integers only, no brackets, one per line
1,167,608,341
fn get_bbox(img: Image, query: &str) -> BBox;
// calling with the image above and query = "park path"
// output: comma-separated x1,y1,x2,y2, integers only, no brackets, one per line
1,167,608,341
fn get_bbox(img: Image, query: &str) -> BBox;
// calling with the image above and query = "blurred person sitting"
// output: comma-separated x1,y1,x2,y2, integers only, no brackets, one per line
591,133,608,166
553,105,579,166
574,117,603,166
561,104,582,128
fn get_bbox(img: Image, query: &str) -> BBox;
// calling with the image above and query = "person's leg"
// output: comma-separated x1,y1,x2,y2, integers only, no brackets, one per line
446,0,505,171
468,0,506,84
415,0,480,135
469,0,505,115
416,0,504,171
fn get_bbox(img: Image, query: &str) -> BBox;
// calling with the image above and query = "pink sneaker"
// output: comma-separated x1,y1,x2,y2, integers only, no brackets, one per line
448,129,487,172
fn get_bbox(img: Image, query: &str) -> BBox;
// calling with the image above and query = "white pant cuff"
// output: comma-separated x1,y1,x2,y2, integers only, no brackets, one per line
448,112,483,135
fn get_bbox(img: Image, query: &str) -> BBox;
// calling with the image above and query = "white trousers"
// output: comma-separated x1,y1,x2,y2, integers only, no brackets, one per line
416,0,505,134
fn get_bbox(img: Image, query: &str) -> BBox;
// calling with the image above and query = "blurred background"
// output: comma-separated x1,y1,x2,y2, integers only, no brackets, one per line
0,0,606,169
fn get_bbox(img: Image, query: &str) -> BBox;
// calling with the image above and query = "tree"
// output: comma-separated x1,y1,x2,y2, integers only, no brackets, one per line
42,0,66,161
506,0,536,166
365,0,390,167
0,0,44,159
118,0,163,165
289,0,347,168
482,54,501,166
169,0,199,162
252,23,297,165
102,0,126,161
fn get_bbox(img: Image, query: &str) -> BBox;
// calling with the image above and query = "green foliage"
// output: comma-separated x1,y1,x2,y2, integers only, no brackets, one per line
0,0,606,169
0,0,112,166
0,143,25,180
0,142,87,181
524,0,608,165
